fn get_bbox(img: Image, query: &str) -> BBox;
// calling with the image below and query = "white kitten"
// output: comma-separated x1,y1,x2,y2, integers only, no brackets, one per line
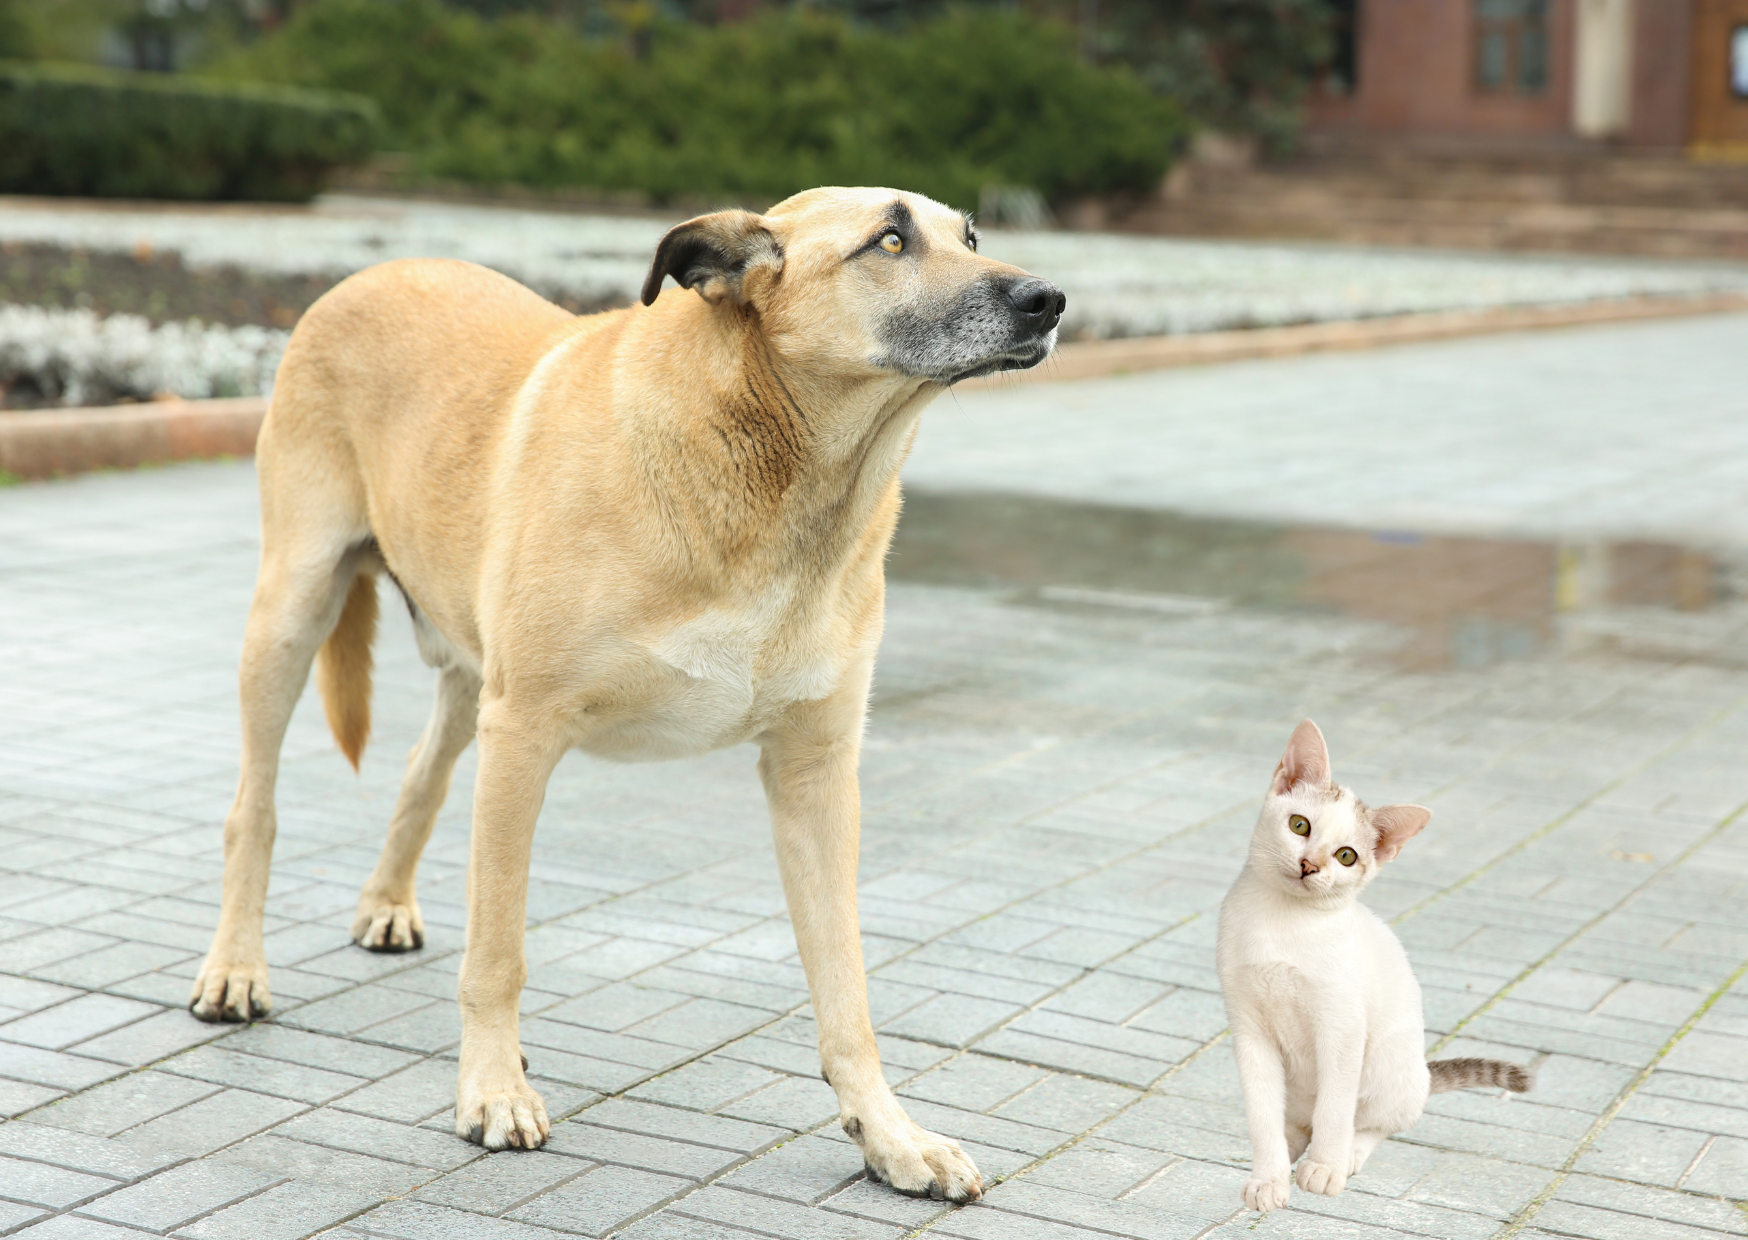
1217,720,1531,1213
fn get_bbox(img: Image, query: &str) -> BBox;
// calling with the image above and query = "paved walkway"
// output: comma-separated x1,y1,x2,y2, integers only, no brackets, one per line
911,311,1748,548
4,316,1748,1239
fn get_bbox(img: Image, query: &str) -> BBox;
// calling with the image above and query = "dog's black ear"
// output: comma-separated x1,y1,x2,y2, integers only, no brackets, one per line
641,210,782,307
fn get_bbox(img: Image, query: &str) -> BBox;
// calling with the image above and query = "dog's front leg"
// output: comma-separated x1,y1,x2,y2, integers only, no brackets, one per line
759,693,983,1203
454,698,559,1150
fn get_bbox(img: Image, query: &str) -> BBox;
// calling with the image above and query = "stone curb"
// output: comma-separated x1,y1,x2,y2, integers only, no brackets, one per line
0,396,267,480
5,292,1744,480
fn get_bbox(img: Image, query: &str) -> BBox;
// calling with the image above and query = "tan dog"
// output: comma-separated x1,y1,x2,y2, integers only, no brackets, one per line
188,187,1063,1201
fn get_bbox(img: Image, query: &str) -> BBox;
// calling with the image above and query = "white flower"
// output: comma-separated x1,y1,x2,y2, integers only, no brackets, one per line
0,306,288,407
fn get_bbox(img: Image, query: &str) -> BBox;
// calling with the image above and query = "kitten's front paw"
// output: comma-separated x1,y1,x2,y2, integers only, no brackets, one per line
1242,1175,1291,1212
1296,1158,1347,1196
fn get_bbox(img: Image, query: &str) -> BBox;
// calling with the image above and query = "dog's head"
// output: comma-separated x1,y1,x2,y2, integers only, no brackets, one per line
641,186,1064,385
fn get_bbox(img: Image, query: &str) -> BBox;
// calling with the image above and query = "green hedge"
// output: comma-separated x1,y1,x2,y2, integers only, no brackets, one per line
208,0,1185,210
0,61,379,202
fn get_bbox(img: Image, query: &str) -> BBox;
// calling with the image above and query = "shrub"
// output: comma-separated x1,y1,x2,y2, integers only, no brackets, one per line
0,60,379,201
207,0,1186,209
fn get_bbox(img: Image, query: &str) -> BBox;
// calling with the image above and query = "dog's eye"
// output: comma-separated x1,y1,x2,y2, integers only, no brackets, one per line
1289,815,1310,835
966,233,978,251
879,233,904,254
1336,847,1358,866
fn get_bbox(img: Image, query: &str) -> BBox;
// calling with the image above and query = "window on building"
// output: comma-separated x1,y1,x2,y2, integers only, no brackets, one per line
1475,0,1549,94
1325,0,1360,94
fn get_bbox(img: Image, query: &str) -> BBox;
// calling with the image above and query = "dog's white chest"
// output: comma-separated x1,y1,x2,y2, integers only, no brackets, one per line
585,599,844,760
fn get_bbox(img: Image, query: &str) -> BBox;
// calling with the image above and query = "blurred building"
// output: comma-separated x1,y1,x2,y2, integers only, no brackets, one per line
1309,0,1748,155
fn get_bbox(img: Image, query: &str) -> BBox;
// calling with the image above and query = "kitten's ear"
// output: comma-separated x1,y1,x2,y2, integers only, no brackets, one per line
1371,804,1431,863
1271,719,1330,795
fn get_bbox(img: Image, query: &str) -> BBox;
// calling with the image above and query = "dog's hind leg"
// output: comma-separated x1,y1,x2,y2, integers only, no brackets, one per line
353,662,480,951
191,541,364,1022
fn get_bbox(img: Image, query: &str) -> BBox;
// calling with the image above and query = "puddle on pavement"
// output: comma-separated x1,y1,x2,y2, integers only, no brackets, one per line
889,489,1738,670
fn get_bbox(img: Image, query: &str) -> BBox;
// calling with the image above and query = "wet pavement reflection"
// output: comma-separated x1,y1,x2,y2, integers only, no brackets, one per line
890,489,1730,670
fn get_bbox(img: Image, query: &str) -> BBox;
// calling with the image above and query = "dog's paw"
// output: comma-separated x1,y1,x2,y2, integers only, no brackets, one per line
1296,1158,1347,1196
457,1075,549,1150
188,957,271,1023
850,1115,982,1202
352,897,425,953
1242,1175,1291,1212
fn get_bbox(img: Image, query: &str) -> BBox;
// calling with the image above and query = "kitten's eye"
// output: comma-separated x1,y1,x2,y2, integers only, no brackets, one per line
1289,815,1310,835
1336,847,1358,866
880,233,904,254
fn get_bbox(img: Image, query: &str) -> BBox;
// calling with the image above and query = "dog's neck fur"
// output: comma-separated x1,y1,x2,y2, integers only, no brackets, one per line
632,299,937,576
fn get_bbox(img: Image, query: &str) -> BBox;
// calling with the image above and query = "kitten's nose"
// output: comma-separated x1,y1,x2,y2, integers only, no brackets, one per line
1299,858,1319,878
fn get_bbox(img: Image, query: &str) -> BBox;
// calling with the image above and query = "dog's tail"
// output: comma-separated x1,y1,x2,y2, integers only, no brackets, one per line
317,572,378,772
1428,1058,1533,1093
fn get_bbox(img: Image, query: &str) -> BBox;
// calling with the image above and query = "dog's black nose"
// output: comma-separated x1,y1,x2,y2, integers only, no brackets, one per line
1005,278,1066,333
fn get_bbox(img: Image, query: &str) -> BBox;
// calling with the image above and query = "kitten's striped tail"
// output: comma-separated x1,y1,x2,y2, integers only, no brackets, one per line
1428,1058,1533,1093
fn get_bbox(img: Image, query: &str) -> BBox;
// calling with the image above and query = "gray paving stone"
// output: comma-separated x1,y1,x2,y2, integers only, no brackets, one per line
714,1074,839,1132
331,1059,456,1124
1680,1134,1748,1198
990,1074,1137,1134
880,995,1025,1050
975,1030,1169,1090
270,1109,479,1171
614,1214,764,1240
215,1027,419,1080
28,1072,219,1138
626,1060,780,1113
209,1135,435,1198
412,1150,590,1214
351,1200,566,1240
1528,1199,1738,1240
932,1205,1126,1240
899,1055,1049,1113
1284,1185,1500,1240
0,1070,62,1112
159,1046,368,1105
671,1186,899,1240
70,1013,235,1068
1555,1171,1748,1233
0,997,162,1052
543,1124,743,1181
0,1123,178,1183
1400,1150,1553,1219
119,1088,307,1159
1021,1139,1173,1199
173,1180,380,1240
578,1100,787,1154
0,1156,118,1210
720,1135,863,1205
1572,1117,1714,1187
77,1160,281,1232
507,1164,693,1235
0,1201,50,1234
13,1216,160,1240
983,1180,1207,1239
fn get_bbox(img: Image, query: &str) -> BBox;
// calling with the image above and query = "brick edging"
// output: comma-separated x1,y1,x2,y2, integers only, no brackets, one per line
5,292,1744,480
0,396,268,480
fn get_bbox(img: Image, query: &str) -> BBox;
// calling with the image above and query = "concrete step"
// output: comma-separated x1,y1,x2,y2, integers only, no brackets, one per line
1120,193,1748,259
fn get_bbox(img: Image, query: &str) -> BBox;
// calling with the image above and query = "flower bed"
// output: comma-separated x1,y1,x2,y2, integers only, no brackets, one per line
4,195,1748,407
0,306,287,408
